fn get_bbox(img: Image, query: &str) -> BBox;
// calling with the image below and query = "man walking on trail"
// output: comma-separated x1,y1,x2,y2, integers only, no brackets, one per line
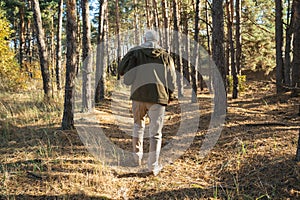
118,30,176,176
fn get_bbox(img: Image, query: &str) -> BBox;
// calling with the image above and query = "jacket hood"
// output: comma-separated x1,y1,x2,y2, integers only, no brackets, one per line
131,42,165,58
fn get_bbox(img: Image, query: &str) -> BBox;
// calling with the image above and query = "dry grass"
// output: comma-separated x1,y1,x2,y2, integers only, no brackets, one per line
0,81,299,200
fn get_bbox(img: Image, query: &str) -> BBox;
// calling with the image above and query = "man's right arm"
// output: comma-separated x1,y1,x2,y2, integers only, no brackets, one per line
118,49,138,85
118,52,132,76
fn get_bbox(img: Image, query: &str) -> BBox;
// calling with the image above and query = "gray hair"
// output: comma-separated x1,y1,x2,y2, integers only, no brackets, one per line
144,30,158,42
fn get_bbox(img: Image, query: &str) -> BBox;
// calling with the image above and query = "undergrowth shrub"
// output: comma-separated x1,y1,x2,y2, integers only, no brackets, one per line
0,9,27,91
227,75,247,93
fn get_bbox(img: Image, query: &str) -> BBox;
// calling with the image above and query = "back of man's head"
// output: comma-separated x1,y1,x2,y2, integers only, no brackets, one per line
144,30,158,42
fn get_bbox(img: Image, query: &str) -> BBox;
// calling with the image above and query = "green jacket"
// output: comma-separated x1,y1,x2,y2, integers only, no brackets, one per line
118,45,176,105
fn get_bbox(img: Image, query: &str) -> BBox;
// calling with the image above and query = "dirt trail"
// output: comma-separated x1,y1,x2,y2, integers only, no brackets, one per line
0,80,299,199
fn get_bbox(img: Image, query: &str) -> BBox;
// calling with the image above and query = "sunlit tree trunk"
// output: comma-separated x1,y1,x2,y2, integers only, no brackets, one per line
182,12,190,84
145,0,152,28
205,0,212,92
50,16,56,98
19,3,25,68
62,0,78,130
226,0,238,99
56,0,63,91
116,0,121,80
32,0,51,100
212,0,227,116
133,0,140,45
191,0,200,103
95,0,108,103
152,0,159,30
81,0,93,112
235,0,242,75
76,2,82,76
26,13,33,65
161,0,169,50
172,0,183,97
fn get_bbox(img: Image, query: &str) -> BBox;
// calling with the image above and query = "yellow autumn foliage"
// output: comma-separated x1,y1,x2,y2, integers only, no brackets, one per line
0,10,27,91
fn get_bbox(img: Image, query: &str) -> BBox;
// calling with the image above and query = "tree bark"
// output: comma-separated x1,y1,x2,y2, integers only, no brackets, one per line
81,0,93,112
116,0,121,80
275,0,284,93
191,0,200,103
133,0,140,45
56,0,63,91
205,0,212,92
291,0,300,97
212,0,227,116
19,3,25,68
76,2,82,76
62,0,78,130
152,0,159,30
161,0,169,50
284,0,293,86
226,0,238,99
95,0,108,103
235,0,242,75
182,12,190,84
296,129,300,161
32,0,51,100
145,0,152,28
172,0,183,97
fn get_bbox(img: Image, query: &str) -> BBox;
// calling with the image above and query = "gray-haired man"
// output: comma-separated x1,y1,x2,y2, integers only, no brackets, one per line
118,30,176,176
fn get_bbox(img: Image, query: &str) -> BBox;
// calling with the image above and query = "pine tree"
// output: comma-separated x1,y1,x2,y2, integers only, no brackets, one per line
32,0,51,100
81,0,93,112
291,0,300,97
212,0,227,116
62,0,78,130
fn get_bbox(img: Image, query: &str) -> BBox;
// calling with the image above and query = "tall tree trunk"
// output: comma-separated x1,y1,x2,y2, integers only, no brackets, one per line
116,0,121,80
133,0,140,45
56,0,63,91
172,0,183,97
291,0,300,97
296,129,300,161
81,0,93,112
161,0,169,50
212,0,227,116
276,0,284,93
205,0,212,92
50,16,56,98
152,0,159,30
235,0,242,75
26,14,33,65
226,0,238,99
191,0,200,103
182,12,190,84
145,0,152,28
19,3,25,68
32,0,51,100
285,0,293,86
62,0,78,130
95,0,108,103
76,2,82,76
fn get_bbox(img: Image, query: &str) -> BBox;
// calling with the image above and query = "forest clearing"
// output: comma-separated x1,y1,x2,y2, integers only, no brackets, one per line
0,79,299,199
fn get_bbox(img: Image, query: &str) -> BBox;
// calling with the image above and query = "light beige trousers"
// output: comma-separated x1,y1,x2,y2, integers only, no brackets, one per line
132,100,165,171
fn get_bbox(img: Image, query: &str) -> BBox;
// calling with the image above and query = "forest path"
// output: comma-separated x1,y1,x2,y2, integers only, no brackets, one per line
91,80,300,199
0,80,299,199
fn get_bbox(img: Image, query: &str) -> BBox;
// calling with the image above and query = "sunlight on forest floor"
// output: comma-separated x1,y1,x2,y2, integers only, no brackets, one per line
0,80,299,199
